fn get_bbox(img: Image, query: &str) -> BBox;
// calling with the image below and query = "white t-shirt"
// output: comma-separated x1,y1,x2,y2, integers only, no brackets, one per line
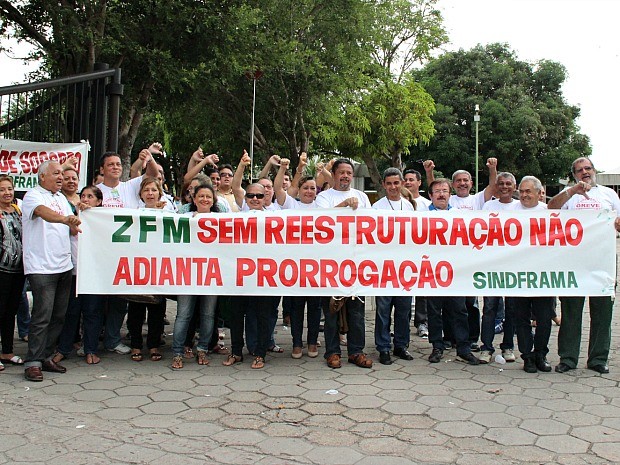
315,188,371,209
561,185,620,214
22,186,74,275
97,176,143,209
280,193,318,210
449,191,486,211
482,198,518,211
413,195,431,211
514,201,547,211
372,196,415,211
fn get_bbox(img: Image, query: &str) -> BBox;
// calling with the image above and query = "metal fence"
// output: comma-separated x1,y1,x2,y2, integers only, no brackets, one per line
0,63,122,183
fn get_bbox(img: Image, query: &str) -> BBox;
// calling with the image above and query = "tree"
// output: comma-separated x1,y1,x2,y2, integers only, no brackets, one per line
410,43,591,186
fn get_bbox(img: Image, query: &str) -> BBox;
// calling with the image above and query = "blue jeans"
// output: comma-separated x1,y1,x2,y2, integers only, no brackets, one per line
508,297,553,360
24,271,72,368
103,296,128,350
375,296,412,352
57,277,103,356
172,295,217,356
481,296,514,353
323,296,366,358
290,296,322,348
427,296,471,356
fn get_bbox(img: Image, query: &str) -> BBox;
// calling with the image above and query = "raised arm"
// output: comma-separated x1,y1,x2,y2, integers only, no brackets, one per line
232,150,251,208
258,154,281,180
287,152,307,198
482,157,498,201
423,160,435,187
316,158,335,190
131,143,163,179
183,147,219,185
274,158,291,206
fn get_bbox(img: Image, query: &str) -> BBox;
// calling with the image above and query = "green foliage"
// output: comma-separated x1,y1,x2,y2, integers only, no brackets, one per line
410,43,590,186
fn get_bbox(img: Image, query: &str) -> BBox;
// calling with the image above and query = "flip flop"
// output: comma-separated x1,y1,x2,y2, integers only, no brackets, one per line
1,356,24,365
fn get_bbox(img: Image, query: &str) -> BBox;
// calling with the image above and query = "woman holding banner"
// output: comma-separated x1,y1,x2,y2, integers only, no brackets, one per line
273,158,321,359
127,178,167,363
0,176,26,369
170,183,220,369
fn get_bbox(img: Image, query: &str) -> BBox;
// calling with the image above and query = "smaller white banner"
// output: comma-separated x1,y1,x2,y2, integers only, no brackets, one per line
0,139,90,191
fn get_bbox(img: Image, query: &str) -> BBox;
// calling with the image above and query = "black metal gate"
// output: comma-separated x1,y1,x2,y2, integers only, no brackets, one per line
0,63,122,184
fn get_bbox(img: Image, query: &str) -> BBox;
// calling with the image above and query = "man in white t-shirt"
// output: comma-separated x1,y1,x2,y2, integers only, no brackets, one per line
96,146,160,354
372,168,414,365
403,168,430,211
22,161,81,382
479,172,518,364
315,159,373,369
548,157,620,374
505,176,554,373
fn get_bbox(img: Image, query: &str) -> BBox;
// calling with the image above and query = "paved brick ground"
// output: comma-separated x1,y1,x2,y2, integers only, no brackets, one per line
1,244,619,464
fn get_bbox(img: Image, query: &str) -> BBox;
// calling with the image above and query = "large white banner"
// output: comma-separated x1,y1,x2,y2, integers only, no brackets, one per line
77,208,617,297
0,139,90,191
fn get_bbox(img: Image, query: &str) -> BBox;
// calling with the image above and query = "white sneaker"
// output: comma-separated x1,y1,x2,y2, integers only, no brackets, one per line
108,343,131,355
417,323,429,339
478,350,492,364
502,349,516,362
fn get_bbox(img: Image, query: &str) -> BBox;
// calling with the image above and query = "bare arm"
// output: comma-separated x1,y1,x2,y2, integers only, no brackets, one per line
287,152,307,198
423,160,435,186
183,148,220,184
258,155,281,180
274,158,291,206
233,151,251,208
482,157,498,201
316,158,335,190
33,205,81,233
548,183,589,209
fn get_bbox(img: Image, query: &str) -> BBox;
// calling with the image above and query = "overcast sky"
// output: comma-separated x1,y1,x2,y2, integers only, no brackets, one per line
2,0,618,170
437,0,620,171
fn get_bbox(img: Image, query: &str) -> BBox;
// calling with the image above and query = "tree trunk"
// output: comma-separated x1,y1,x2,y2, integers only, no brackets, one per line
361,152,384,197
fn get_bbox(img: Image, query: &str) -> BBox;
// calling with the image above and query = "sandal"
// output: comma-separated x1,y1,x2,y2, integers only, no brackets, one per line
209,345,230,355
251,356,265,369
171,355,184,369
183,347,194,359
86,353,101,365
268,345,284,353
196,350,209,366
0,361,4,371
1,355,24,365
150,351,163,362
348,353,373,369
222,354,243,366
326,353,341,369
131,352,143,362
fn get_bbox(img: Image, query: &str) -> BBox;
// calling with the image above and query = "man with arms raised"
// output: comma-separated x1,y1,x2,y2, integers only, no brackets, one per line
316,159,372,369
22,161,81,381
96,144,161,355
548,157,620,374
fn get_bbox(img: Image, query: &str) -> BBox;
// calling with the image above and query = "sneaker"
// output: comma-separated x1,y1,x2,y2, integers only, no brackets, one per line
76,346,85,357
457,353,480,365
502,349,516,363
478,350,492,364
429,348,443,363
417,323,429,339
108,343,131,355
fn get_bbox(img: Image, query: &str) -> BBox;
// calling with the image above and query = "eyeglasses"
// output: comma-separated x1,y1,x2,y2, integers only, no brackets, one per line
575,166,593,173
220,173,233,178
245,193,265,199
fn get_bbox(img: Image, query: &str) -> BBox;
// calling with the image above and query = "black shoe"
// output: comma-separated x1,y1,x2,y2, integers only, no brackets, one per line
379,351,393,365
393,348,414,360
457,353,480,365
588,365,609,374
442,340,453,350
535,356,552,372
470,343,481,352
523,358,537,373
555,362,574,373
429,348,443,363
